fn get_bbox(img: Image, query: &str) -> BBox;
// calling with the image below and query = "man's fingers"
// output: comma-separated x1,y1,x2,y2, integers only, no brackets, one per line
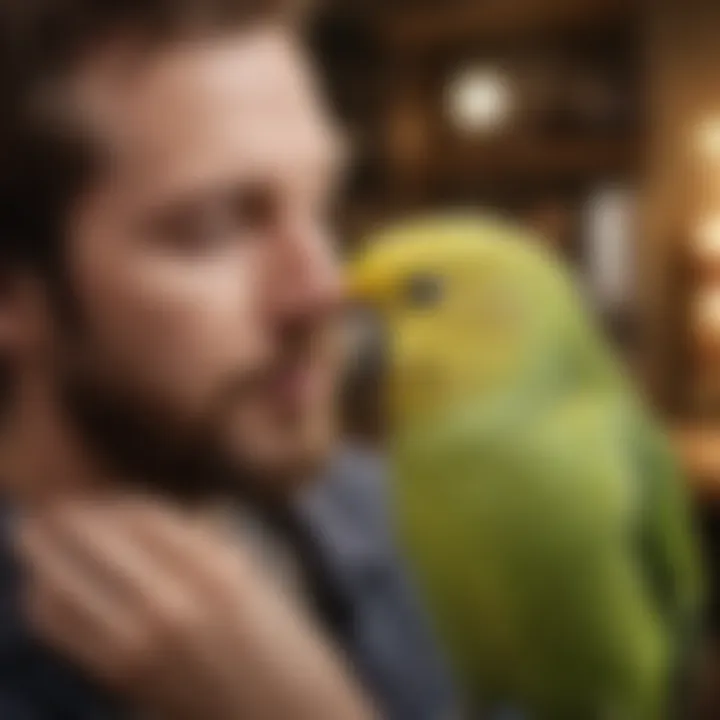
33,504,200,615
17,504,211,692
119,502,261,598
14,498,376,720
18,518,147,688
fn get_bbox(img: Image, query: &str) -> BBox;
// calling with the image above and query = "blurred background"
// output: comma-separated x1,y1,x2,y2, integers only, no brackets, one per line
308,0,720,709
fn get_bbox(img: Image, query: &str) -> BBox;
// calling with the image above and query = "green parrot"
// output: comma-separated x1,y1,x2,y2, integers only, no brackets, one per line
346,214,704,719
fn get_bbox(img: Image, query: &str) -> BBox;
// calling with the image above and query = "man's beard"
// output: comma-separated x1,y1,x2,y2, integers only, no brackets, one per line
45,281,338,506
59,368,259,504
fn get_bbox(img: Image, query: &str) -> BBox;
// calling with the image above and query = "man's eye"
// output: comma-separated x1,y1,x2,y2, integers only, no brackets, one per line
150,202,237,254
184,209,237,248
148,185,278,255
404,273,444,309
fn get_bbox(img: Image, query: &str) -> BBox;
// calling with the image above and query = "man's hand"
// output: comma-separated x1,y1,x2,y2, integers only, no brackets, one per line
16,498,376,720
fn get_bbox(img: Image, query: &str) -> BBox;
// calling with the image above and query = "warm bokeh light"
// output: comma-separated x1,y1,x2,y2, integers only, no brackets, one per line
697,119,720,158
445,66,512,134
696,287,720,333
696,216,720,259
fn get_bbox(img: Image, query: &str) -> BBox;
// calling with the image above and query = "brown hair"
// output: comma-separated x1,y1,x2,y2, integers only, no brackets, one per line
0,0,303,275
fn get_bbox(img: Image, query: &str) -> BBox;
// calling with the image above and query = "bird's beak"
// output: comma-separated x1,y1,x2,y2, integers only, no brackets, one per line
344,268,371,304
344,261,385,308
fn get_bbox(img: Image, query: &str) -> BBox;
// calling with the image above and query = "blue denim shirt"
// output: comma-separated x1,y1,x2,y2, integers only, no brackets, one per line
0,448,458,719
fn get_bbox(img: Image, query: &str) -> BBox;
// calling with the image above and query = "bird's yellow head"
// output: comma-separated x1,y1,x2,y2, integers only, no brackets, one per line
346,214,594,429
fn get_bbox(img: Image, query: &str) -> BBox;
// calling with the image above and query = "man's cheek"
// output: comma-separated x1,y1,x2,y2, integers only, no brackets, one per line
94,317,224,419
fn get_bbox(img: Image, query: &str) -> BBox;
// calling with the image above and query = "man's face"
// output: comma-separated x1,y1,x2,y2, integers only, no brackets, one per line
46,26,345,496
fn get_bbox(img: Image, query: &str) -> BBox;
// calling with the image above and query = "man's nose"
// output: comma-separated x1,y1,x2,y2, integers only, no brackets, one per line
267,222,342,320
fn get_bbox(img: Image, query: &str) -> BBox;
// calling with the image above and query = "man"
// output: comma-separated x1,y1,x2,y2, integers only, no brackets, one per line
0,0,456,717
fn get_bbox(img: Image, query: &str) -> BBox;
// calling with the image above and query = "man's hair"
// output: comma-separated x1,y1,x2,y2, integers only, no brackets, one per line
0,0,302,275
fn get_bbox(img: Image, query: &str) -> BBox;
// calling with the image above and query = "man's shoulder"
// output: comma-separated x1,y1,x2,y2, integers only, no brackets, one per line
297,446,460,720
298,445,396,575
307,445,390,529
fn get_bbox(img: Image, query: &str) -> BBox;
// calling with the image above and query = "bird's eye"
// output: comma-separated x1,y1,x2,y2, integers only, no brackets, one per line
404,273,444,309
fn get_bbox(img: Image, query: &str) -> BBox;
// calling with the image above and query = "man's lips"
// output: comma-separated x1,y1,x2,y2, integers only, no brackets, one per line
264,360,326,411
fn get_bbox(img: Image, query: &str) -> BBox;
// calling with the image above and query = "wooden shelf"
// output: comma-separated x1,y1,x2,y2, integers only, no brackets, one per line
415,136,638,186
382,0,635,50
